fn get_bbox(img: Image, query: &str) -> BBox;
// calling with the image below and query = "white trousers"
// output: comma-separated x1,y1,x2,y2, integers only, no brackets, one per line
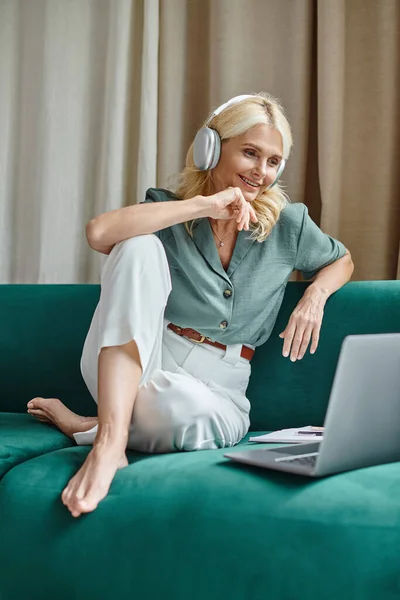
74,235,252,453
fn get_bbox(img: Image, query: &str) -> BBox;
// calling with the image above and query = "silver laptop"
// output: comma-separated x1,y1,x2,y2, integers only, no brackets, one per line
224,333,400,477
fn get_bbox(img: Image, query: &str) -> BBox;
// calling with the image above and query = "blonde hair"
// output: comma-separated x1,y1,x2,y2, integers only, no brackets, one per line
170,92,294,243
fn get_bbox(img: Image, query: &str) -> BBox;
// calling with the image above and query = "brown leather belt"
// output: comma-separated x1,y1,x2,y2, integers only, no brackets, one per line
167,323,255,361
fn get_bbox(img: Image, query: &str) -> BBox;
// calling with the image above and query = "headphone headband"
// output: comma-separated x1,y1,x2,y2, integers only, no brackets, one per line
204,94,260,127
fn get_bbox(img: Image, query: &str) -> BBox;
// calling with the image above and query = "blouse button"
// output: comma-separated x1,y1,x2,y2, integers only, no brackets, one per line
223,289,232,298
220,320,228,329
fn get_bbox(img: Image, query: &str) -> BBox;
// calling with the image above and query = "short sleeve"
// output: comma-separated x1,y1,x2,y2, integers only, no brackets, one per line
141,188,171,205
294,205,347,280
140,187,176,238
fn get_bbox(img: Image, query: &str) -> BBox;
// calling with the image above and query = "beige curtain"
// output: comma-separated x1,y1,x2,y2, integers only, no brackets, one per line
317,0,400,280
0,0,399,283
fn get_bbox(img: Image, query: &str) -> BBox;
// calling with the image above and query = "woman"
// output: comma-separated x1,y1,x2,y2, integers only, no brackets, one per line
27,93,354,518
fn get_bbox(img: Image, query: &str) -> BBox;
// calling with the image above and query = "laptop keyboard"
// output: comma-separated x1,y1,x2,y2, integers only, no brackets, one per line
275,454,318,468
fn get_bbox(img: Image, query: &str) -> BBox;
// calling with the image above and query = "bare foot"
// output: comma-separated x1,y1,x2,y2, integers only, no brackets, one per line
27,397,98,439
61,442,128,517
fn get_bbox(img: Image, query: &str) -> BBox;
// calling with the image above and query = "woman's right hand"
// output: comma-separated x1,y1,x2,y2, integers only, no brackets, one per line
199,187,258,231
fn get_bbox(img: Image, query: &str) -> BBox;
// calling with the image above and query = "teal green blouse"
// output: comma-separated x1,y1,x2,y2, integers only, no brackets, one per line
143,188,347,347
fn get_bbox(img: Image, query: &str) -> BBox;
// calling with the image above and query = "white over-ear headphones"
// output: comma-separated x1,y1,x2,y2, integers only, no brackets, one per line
193,94,286,190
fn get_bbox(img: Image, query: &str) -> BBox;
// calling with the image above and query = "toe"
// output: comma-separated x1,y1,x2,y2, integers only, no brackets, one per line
61,486,72,506
28,408,47,418
68,499,82,516
76,498,98,514
28,397,44,409
66,501,82,518
74,489,85,501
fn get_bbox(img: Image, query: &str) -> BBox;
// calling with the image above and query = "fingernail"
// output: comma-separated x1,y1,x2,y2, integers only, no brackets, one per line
290,356,296,362
283,351,289,357
310,350,315,354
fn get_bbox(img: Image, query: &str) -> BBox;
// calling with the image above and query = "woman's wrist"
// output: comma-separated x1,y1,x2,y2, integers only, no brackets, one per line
305,282,330,303
189,195,209,219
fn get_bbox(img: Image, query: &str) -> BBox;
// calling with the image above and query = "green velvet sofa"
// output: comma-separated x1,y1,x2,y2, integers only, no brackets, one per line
1,281,400,600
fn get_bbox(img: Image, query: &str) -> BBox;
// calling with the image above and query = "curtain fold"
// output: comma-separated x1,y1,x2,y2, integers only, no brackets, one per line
0,0,399,283
318,0,400,280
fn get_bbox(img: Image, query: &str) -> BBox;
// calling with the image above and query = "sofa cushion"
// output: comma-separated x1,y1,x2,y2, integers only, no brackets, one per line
2,282,400,432
0,413,73,478
0,284,99,416
1,438,400,600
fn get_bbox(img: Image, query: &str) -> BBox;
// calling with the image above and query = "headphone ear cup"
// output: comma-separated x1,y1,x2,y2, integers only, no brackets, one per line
193,127,221,171
266,159,286,190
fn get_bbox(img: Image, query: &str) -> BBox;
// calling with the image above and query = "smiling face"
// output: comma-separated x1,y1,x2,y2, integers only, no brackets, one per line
210,123,284,201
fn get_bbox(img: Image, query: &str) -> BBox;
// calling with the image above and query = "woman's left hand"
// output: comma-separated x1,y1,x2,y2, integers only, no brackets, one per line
279,285,328,361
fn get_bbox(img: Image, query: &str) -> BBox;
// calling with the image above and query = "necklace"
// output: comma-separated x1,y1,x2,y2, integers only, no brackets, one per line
210,223,237,247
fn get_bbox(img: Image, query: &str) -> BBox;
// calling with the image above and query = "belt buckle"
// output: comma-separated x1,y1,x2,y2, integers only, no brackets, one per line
188,335,206,344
